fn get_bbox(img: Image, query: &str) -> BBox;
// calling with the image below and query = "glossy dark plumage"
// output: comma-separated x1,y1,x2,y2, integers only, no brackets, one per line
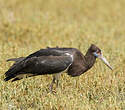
4,44,112,89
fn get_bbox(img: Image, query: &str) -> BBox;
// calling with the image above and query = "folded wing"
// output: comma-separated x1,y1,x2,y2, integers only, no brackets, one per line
4,55,73,81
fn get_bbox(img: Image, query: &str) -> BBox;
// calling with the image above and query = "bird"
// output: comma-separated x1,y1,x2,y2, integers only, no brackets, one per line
4,44,112,90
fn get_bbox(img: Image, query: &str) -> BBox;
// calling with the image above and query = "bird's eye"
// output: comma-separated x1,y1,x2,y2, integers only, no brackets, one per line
96,50,101,54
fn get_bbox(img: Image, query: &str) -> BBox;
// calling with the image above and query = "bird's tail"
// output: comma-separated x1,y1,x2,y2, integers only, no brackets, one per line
4,60,25,81
4,74,15,81
7,57,25,62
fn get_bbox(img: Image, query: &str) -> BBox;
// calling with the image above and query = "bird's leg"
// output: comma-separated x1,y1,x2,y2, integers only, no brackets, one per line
49,74,61,91
49,75,56,91
55,74,61,87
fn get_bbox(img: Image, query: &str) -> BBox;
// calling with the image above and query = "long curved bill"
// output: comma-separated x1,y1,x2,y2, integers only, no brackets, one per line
99,55,113,70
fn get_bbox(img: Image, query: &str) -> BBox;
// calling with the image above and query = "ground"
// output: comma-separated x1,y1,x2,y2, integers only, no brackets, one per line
0,0,125,109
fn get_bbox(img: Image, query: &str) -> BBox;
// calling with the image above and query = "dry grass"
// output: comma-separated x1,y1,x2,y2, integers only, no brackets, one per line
0,0,125,109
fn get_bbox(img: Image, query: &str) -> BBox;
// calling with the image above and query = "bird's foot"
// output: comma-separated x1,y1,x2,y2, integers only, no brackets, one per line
49,81,60,93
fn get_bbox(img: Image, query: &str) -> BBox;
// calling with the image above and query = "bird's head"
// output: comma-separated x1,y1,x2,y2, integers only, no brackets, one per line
89,44,113,70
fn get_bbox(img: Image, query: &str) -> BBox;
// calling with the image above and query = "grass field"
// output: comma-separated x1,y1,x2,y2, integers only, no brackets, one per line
0,0,125,109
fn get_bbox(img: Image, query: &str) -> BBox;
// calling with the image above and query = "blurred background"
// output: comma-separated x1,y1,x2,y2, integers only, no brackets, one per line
0,0,125,109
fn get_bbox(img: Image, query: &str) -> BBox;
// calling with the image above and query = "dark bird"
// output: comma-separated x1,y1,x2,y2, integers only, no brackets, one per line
4,44,112,90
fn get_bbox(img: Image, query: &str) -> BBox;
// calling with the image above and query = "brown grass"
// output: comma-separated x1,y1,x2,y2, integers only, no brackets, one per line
0,0,125,109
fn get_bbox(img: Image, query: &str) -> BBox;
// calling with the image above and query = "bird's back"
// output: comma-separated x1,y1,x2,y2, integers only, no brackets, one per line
26,47,77,58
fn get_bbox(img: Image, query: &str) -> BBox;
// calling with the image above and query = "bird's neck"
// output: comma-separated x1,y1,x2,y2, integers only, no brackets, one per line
85,51,96,69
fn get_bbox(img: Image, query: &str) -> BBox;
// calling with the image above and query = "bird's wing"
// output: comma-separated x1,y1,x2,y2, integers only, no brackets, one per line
4,55,73,81
26,48,69,59
6,47,71,73
23,56,73,74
